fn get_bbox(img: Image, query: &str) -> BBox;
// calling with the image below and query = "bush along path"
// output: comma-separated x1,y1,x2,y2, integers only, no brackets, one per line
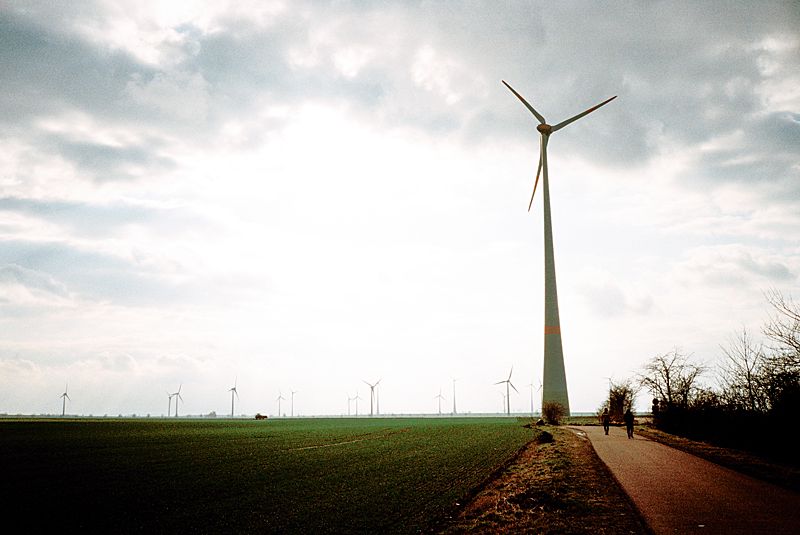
436,426,650,534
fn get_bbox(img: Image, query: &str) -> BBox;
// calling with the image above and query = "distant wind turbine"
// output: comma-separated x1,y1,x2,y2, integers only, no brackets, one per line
452,378,457,415
167,391,174,417
434,389,446,415
502,80,616,417
527,383,535,417
291,390,298,418
355,392,362,416
171,384,183,417
276,391,286,417
60,383,70,417
494,367,518,415
347,394,354,416
229,378,239,418
363,379,381,417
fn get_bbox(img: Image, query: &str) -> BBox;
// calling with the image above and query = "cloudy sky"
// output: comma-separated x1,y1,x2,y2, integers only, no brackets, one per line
1,1,798,416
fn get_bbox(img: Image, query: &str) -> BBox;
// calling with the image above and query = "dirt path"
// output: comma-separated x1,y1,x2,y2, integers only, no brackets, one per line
572,425,800,535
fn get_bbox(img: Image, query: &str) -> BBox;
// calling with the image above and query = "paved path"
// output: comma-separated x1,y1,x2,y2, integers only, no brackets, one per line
571,425,800,534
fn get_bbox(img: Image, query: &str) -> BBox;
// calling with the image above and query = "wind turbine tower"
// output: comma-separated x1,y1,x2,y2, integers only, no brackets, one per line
60,384,70,417
434,389,446,415
276,391,286,417
167,391,174,417
171,384,183,417
495,367,518,415
363,379,381,417
291,390,298,418
229,379,239,418
452,378,457,415
502,80,616,416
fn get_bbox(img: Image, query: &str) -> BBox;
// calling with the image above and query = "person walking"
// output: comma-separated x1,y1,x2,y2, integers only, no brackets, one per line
623,408,634,439
601,408,610,435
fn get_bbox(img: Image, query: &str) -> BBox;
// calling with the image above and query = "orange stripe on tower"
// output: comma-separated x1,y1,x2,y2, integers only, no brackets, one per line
544,326,561,335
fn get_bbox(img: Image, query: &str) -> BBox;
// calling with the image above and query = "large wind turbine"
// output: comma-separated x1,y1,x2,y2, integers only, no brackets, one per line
229,379,239,418
502,80,616,417
494,366,518,415
60,383,70,417
290,390,298,418
363,379,381,417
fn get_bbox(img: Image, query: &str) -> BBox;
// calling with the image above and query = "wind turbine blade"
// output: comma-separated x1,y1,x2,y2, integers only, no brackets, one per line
552,95,617,132
502,80,546,124
528,141,543,212
494,380,506,385
509,382,519,394
507,366,513,381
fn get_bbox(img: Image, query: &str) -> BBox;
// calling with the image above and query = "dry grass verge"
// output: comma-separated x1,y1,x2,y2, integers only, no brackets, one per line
437,426,650,534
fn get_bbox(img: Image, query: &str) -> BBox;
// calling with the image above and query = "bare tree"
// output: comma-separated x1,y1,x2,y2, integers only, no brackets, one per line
764,289,800,360
638,349,704,409
598,379,638,423
719,327,767,412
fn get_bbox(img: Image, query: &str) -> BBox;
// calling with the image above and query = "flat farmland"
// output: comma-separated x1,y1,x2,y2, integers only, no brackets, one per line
0,417,533,533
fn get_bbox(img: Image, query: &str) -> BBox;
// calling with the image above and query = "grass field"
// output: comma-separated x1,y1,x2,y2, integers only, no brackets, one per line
0,417,533,533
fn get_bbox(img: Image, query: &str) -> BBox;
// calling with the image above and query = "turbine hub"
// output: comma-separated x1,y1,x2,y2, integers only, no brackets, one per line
537,123,552,135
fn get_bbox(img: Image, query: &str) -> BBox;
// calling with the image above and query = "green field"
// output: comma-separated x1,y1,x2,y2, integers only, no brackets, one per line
0,417,533,533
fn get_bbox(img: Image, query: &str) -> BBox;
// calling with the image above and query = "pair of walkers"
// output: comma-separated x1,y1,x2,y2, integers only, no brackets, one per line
601,408,635,438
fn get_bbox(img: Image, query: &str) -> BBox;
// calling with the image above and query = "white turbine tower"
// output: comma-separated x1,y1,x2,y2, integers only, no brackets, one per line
354,392,362,416
363,379,381,417
502,80,616,417
434,389,446,415
60,383,70,417
171,384,183,417
291,390,298,418
276,391,286,417
452,378,457,415
229,379,239,418
527,383,535,417
494,367,518,416
167,391,174,417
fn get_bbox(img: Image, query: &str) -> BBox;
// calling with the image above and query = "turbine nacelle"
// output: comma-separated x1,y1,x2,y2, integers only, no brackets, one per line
502,80,616,212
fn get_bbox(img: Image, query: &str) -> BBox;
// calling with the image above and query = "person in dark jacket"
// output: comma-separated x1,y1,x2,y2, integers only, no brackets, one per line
601,408,610,435
623,408,634,439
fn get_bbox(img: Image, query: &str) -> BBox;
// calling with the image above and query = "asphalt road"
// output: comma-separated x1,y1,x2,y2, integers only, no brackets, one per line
571,425,800,535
